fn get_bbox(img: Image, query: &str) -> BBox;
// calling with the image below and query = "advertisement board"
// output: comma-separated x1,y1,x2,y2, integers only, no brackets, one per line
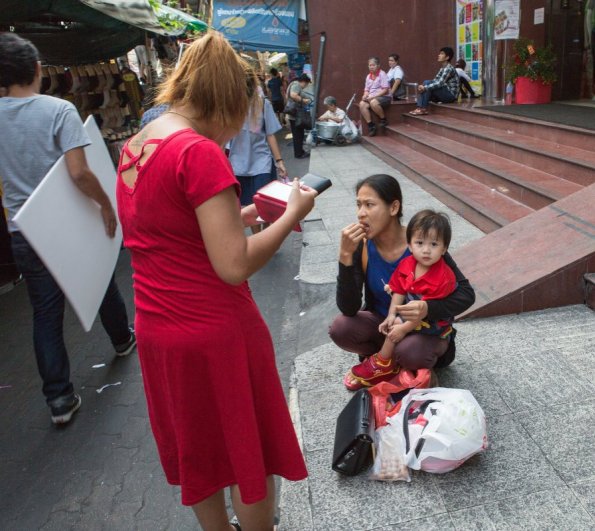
213,0,299,52
456,0,484,96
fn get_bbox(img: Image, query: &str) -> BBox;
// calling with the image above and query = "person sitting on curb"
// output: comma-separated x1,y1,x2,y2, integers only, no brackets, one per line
455,59,479,99
410,47,460,116
318,95,346,124
359,57,391,136
387,53,406,100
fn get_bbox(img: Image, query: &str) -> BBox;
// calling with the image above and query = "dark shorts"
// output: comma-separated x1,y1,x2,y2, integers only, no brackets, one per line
272,99,285,113
373,95,392,107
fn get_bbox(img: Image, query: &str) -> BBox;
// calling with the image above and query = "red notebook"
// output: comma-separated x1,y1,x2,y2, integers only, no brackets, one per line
253,181,301,231
253,174,332,232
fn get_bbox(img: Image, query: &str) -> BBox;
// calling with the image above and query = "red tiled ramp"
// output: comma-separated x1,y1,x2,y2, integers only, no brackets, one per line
455,183,595,319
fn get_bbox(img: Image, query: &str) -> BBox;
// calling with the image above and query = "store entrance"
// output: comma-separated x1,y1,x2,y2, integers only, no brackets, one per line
548,0,593,100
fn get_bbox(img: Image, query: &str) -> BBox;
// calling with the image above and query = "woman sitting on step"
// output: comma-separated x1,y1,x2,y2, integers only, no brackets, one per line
328,174,475,389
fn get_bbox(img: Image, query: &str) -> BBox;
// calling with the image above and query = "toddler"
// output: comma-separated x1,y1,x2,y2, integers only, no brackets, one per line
348,210,456,388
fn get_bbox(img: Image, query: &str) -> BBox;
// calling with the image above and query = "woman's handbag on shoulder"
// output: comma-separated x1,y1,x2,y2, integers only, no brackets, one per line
332,389,375,476
283,98,298,116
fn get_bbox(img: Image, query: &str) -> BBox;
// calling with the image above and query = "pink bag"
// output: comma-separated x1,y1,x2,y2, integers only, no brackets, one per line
369,369,431,429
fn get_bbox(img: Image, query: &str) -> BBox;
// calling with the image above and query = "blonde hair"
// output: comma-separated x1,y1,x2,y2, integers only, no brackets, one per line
156,32,258,130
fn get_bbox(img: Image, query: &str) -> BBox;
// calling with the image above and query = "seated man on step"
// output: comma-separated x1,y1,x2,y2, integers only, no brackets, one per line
410,47,460,116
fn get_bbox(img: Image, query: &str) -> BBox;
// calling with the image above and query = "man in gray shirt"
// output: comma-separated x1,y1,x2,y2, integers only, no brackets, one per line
0,33,136,425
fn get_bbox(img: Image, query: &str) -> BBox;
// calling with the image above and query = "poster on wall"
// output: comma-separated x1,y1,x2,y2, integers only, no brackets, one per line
456,0,483,96
494,0,521,40
212,0,299,52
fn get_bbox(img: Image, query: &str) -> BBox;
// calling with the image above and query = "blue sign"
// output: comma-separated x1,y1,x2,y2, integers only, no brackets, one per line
213,0,299,52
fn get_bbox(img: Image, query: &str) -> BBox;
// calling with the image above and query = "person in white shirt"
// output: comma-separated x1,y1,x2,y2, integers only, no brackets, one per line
317,96,346,123
455,59,479,98
387,53,406,100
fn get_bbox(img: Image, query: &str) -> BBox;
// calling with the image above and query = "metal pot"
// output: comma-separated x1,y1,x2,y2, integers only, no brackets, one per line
315,121,340,140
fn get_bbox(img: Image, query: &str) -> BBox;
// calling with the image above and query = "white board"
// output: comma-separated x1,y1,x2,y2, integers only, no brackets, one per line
13,117,123,331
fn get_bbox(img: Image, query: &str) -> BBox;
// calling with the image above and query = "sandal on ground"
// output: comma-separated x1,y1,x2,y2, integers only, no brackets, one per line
409,108,428,116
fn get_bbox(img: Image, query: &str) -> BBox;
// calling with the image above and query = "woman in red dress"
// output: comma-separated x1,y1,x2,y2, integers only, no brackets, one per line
116,33,316,531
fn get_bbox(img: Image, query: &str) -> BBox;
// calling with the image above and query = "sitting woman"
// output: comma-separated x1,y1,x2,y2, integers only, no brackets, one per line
455,59,479,99
358,56,391,137
387,53,406,100
328,174,475,389
317,96,346,123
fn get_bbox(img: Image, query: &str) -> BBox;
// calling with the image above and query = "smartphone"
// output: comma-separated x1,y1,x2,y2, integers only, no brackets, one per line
300,173,332,195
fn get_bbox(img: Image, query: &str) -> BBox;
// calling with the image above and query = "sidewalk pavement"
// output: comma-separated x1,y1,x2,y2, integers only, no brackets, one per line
279,143,595,530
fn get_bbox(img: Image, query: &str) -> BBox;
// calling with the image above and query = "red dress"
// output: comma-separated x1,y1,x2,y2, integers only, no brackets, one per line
116,129,307,506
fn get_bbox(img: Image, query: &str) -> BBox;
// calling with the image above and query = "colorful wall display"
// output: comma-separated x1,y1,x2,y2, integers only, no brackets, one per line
213,0,299,52
456,0,483,95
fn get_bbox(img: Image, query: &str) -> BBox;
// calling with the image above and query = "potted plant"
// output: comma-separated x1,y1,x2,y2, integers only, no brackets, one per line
507,38,557,104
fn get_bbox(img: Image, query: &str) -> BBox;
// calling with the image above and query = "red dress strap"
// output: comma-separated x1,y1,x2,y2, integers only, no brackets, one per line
120,138,162,172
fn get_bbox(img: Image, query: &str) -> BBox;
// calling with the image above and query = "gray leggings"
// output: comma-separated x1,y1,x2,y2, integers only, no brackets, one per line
329,311,449,370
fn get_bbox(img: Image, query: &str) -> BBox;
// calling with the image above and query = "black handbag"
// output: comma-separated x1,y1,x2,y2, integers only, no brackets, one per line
283,98,298,116
332,388,375,476
295,106,312,129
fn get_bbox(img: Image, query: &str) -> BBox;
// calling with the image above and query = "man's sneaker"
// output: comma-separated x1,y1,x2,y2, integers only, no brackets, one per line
368,123,377,137
50,393,81,425
115,326,137,357
379,118,388,128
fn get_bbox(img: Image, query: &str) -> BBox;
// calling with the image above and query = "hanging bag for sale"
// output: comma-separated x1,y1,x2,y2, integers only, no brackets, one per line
399,387,488,474
332,388,375,476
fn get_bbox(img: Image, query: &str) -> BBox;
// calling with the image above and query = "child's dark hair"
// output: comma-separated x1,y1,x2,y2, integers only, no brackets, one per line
456,58,466,69
389,53,400,62
0,32,40,88
356,174,403,220
440,46,455,62
406,209,452,248
270,67,278,76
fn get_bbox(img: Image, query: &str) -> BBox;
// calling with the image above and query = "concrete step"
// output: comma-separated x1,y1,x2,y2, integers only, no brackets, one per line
362,135,534,233
404,111,595,187
432,103,595,153
454,183,595,318
383,123,583,209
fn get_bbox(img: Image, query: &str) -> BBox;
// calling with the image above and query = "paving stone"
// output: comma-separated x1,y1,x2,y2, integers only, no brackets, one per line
304,450,446,530
303,230,333,247
449,486,594,530
431,413,564,511
569,478,595,518
483,349,595,412
293,343,353,393
380,514,456,530
519,398,595,483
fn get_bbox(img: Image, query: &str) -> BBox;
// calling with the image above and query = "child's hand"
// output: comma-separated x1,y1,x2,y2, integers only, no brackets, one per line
378,315,395,335
388,323,408,344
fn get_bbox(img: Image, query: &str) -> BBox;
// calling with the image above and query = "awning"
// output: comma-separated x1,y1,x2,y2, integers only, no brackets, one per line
79,0,208,36
0,0,208,64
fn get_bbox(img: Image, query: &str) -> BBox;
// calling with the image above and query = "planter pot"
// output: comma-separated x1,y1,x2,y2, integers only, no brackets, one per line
514,76,552,104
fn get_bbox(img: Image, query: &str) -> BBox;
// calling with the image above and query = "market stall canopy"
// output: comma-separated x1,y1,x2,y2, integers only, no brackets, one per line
79,0,208,35
212,0,299,53
0,0,208,65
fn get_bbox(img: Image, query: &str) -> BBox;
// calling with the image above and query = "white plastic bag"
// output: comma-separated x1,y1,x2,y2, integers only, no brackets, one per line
397,388,488,474
368,421,410,482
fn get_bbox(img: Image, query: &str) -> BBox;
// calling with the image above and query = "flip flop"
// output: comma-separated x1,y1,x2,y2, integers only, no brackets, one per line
409,108,428,116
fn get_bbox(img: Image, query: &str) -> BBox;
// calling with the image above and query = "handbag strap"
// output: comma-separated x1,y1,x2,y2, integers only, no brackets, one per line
403,399,437,456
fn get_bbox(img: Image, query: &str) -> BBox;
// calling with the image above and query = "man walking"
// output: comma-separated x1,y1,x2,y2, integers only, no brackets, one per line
0,32,135,425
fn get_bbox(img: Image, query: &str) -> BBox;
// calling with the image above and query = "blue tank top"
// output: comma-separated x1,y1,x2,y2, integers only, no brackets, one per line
366,239,411,317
